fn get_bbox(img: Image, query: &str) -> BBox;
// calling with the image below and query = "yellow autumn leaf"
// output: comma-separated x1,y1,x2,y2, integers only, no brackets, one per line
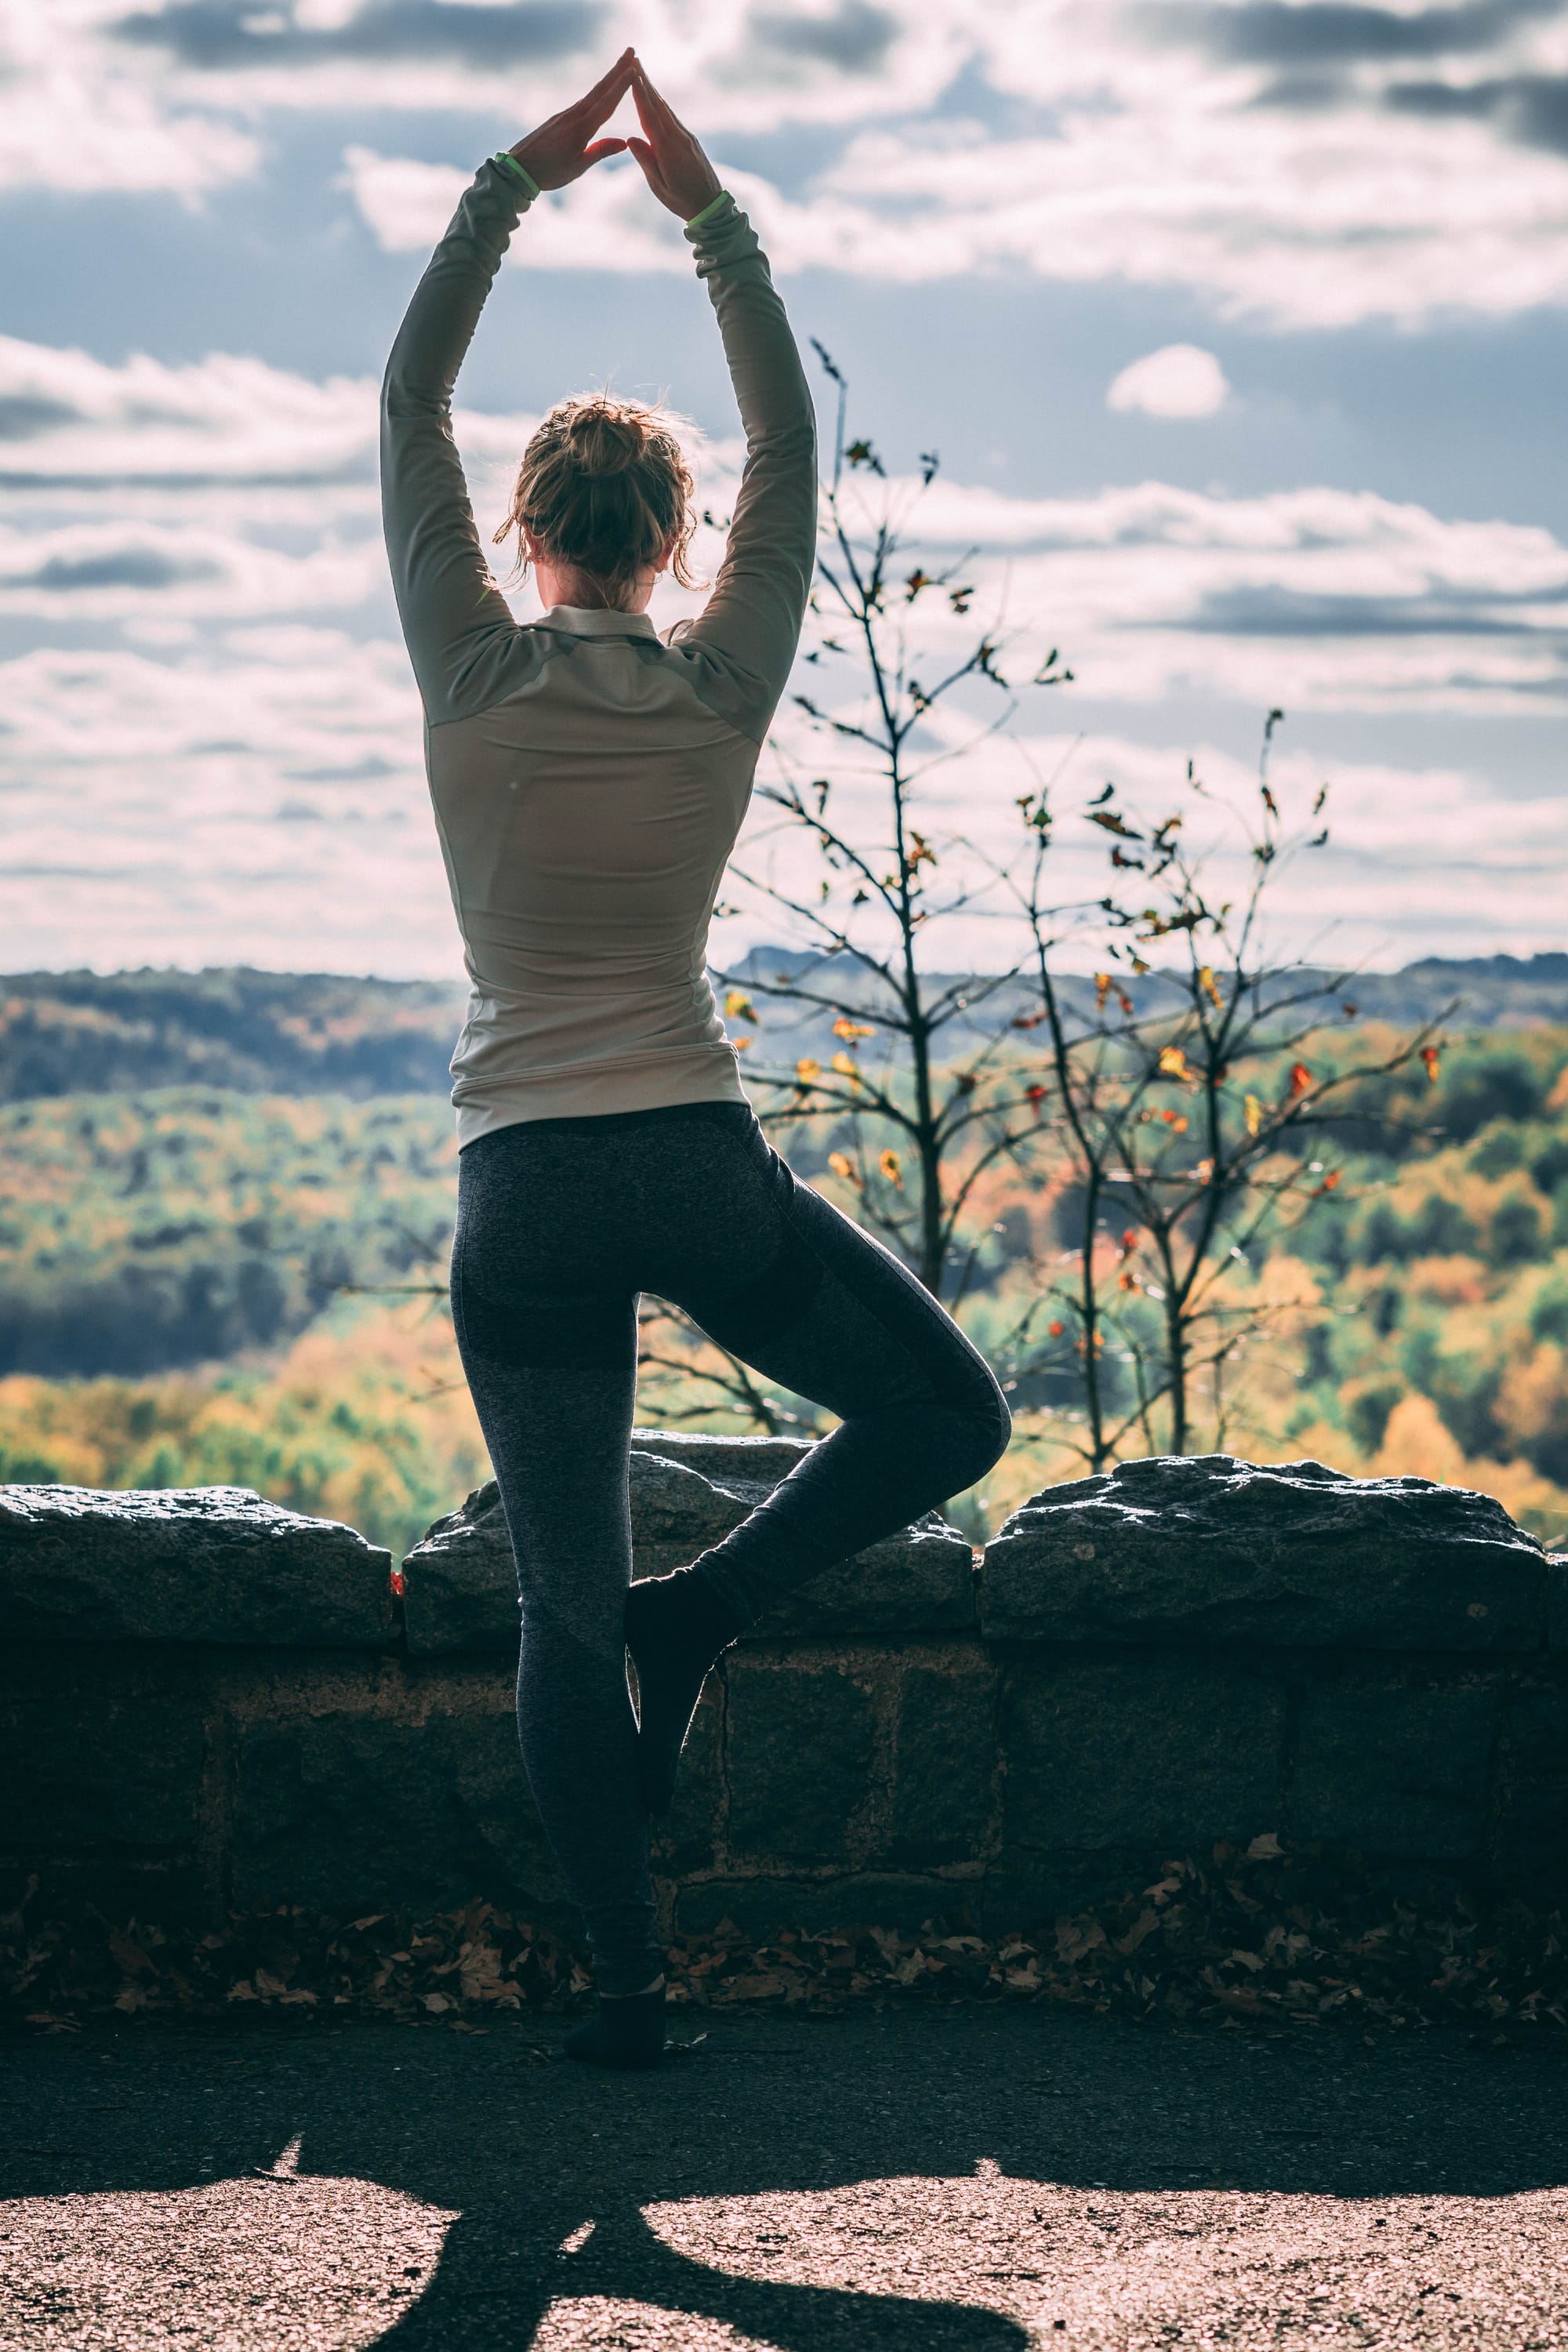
1158,1045,1190,1080
833,1017,876,1040
795,1057,820,1084
1094,971,1111,1009
879,1149,904,1188
732,1036,750,1052
827,1151,855,1181
1244,1093,1262,1136
1197,965,1223,1009
724,990,756,1022
831,1052,862,1080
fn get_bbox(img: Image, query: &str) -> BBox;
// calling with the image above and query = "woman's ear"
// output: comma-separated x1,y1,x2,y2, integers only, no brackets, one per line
653,532,679,576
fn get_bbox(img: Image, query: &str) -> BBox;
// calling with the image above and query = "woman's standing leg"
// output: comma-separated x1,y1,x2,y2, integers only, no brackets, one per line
451,1127,665,2062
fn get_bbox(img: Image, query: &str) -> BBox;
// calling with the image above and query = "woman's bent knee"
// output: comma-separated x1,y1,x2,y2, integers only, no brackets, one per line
946,1381,1011,1495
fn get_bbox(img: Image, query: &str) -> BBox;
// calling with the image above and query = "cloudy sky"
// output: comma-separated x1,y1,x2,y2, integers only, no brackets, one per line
5,0,1568,978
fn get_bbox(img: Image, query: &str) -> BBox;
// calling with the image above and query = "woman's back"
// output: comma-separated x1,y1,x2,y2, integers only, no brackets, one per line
426,604,762,1132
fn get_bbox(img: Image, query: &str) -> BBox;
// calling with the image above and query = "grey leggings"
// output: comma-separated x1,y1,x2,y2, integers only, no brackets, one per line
450,1101,1011,1994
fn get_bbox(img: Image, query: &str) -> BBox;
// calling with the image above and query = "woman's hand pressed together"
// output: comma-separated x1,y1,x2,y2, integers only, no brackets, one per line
508,49,635,191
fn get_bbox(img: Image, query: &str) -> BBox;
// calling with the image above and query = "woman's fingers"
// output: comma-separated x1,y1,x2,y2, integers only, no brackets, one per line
626,60,718,213
625,136,671,204
575,47,636,117
632,63,687,144
511,50,636,187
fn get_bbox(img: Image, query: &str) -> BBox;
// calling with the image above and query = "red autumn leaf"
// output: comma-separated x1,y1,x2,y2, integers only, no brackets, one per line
1288,1061,1312,1095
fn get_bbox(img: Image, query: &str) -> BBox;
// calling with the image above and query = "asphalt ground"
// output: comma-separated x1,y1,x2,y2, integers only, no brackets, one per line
2,2008,1566,2348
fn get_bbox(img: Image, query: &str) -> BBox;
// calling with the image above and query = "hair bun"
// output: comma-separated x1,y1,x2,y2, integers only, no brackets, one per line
564,405,644,477
496,390,701,605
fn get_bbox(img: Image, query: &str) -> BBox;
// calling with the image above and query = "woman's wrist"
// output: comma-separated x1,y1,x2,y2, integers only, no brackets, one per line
494,150,541,199
684,188,730,230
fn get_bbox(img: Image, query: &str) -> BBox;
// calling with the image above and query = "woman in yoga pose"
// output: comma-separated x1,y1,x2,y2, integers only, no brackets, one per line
382,50,1010,2067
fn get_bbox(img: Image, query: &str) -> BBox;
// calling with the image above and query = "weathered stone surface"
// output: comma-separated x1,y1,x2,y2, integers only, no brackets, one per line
887,1664,999,1866
724,1655,879,1864
397,1482,516,1656
1001,1657,1287,1853
1495,1686,1568,1891
401,1431,974,1653
1548,1558,1568,1651
1,1655,208,1862
673,1875,975,1940
230,1690,569,1917
981,1851,1171,1935
982,1456,1545,1652
0,1485,394,1649
1290,1680,1495,1860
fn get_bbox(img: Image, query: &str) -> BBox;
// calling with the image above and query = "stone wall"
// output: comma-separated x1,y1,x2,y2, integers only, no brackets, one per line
5,1445,1566,1939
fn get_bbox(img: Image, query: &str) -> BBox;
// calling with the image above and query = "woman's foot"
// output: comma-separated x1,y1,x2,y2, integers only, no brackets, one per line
563,1978,667,2069
625,1568,745,1815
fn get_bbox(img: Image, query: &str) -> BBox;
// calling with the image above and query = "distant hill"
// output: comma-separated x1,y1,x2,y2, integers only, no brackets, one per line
0,969,465,1101
2,952,1567,1101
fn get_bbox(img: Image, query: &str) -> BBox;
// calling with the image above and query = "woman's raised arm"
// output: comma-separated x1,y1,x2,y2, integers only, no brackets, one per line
628,66,818,742
379,55,633,726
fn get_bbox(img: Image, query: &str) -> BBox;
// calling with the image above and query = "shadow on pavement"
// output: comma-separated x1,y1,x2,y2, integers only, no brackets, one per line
2,2007,1566,2348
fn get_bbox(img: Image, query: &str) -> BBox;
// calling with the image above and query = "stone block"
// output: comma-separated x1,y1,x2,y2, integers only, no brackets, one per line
724,1655,878,1864
1001,1657,1286,1854
673,1875,974,1940
887,1664,999,1866
230,1689,570,1917
1548,1559,1568,1651
982,1455,1545,1652
402,1435,973,1653
0,1657,207,1860
1289,1680,1495,1861
1491,1686,1568,1893
0,1485,394,1649
751,1523,976,1639
981,1851,1162,1936
399,1483,517,1655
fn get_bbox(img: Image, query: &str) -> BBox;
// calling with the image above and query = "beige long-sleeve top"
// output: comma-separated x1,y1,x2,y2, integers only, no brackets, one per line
380,159,817,1142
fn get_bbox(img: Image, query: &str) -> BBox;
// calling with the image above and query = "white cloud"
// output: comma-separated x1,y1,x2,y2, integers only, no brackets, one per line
1107,344,1229,419
3,323,1567,974
20,3,1568,324
345,99,1568,328
0,0,256,196
811,470,1568,714
720,717,1568,976
0,520,381,618
3,627,1555,978
0,0,957,202
0,334,376,493
0,633,456,975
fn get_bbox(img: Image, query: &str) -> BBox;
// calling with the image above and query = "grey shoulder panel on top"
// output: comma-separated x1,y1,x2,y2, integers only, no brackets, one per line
422,614,561,730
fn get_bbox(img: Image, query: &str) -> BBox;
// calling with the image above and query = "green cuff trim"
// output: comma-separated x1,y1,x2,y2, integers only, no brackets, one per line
492,151,540,200
684,189,731,230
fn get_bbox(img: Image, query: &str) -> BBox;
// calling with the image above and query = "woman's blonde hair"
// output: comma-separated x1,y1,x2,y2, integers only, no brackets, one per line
493,392,699,608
